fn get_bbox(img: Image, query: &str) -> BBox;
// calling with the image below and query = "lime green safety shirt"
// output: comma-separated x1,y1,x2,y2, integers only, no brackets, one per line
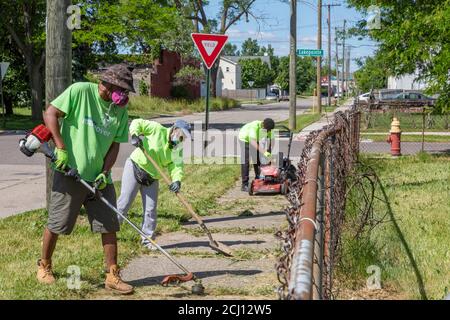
51,82,129,182
238,120,273,143
129,119,184,182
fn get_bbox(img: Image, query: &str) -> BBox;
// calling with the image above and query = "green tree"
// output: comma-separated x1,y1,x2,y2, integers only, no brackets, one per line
0,0,46,120
353,54,388,93
275,56,316,94
348,0,450,112
241,38,260,56
174,65,205,85
240,58,274,89
222,43,239,56
174,0,258,96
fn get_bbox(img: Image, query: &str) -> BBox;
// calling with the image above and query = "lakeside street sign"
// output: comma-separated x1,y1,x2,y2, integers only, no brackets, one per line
297,49,324,57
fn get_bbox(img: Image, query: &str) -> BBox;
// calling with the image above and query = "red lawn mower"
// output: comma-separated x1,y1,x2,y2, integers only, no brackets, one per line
249,126,297,196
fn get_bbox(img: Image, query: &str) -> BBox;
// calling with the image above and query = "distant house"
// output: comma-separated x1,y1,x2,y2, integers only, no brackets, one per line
388,72,427,90
93,50,202,99
217,55,272,96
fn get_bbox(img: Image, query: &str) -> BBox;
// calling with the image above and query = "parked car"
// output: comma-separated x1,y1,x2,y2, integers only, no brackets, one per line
266,92,279,101
358,92,371,103
393,91,434,101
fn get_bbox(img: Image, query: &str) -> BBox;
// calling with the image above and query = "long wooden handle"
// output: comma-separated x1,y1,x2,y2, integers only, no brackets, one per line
140,148,205,225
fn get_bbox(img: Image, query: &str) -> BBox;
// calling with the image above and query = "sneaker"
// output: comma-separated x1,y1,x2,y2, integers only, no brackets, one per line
37,259,56,284
241,184,249,192
105,265,134,295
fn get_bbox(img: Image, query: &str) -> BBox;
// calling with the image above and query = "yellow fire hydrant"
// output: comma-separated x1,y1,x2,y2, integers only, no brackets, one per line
386,117,402,156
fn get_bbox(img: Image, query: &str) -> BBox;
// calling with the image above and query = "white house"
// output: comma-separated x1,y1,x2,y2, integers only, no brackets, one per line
216,55,272,96
388,72,428,90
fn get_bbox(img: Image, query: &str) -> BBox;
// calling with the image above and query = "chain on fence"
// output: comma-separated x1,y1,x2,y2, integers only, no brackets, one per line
275,106,361,300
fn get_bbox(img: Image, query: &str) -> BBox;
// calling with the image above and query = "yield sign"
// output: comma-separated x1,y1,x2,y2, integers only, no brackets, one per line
191,33,228,69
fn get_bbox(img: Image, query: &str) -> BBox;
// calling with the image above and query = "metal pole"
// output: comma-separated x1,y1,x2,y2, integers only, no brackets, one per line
316,0,322,114
289,0,297,130
327,5,331,109
335,27,340,100
341,20,346,100
0,77,5,128
205,68,210,132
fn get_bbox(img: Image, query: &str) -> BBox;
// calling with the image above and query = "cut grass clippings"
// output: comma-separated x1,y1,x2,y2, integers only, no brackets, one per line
0,163,240,299
337,153,450,300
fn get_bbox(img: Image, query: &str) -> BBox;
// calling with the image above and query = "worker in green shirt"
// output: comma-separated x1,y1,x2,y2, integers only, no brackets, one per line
38,64,134,295
238,118,275,192
117,119,191,250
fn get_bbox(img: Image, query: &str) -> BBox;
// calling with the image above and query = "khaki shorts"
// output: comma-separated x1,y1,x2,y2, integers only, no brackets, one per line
47,171,120,235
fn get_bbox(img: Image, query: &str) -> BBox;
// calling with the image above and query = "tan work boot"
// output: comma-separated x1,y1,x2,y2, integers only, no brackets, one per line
37,259,56,284
105,265,134,295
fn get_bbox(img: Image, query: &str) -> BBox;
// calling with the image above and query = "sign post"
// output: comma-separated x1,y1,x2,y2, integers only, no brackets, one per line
0,62,10,129
248,81,254,102
191,33,228,143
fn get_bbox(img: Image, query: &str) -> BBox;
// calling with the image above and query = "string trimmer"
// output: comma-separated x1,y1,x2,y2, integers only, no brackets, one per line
18,124,205,295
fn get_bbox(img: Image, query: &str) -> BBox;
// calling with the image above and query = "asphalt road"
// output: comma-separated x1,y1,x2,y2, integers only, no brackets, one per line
1,98,449,218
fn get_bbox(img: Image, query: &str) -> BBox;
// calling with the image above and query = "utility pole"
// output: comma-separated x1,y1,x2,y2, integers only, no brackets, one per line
335,27,340,99
289,0,297,130
325,3,341,108
341,19,346,100
316,0,322,114
46,0,72,210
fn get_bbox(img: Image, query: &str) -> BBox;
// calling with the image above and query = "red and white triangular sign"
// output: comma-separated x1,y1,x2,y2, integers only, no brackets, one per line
191,33,228,69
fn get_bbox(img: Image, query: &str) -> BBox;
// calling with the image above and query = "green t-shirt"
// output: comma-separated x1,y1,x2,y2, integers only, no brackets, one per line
129,119,184,182
238,120,272,143
51,82,129,182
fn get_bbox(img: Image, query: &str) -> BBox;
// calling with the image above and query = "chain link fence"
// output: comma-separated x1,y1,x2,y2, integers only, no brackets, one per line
357,101,450,155
276,107,361,300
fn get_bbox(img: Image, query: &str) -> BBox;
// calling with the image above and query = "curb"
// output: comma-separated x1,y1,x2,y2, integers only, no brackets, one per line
0,130,27,136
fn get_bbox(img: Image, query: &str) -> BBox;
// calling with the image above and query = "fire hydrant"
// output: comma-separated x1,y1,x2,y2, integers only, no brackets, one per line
386,117,402,156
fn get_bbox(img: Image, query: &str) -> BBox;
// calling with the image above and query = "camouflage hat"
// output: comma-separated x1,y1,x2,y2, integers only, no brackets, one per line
100,64,135,93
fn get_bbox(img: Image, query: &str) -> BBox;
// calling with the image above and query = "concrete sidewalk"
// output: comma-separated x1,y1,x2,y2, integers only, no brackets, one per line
295,99,354,141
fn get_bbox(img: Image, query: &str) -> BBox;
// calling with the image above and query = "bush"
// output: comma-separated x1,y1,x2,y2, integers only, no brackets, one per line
170,85,190,99
139,80,149,96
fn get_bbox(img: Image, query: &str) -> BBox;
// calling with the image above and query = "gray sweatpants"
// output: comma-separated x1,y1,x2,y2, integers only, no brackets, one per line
117,158,159,244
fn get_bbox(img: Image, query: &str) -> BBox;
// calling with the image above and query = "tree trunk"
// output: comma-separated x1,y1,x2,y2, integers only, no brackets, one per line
26,59,45,121
210,63,219,98
30,65,44,120
4,95,13,115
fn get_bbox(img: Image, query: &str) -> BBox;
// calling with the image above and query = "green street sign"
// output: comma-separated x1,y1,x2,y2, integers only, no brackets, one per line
297,49,324,57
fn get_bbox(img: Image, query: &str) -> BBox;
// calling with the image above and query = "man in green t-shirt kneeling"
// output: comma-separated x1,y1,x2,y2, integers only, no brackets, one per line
37,64,134,294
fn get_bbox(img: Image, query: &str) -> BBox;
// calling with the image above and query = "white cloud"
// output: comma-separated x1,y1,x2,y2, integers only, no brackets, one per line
226,28,277,41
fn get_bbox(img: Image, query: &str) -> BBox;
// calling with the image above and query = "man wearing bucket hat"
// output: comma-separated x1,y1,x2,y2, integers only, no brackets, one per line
116,119,191,250
37,64,135,294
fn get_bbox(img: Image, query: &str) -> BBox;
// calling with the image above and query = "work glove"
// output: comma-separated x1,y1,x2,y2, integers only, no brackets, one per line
54,148,69,171
94,172,109,190
169,181,181,193
131,134,143,148
263,151,272,159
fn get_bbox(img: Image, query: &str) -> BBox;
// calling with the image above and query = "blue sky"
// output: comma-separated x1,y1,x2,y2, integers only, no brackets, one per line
204,0,379,72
